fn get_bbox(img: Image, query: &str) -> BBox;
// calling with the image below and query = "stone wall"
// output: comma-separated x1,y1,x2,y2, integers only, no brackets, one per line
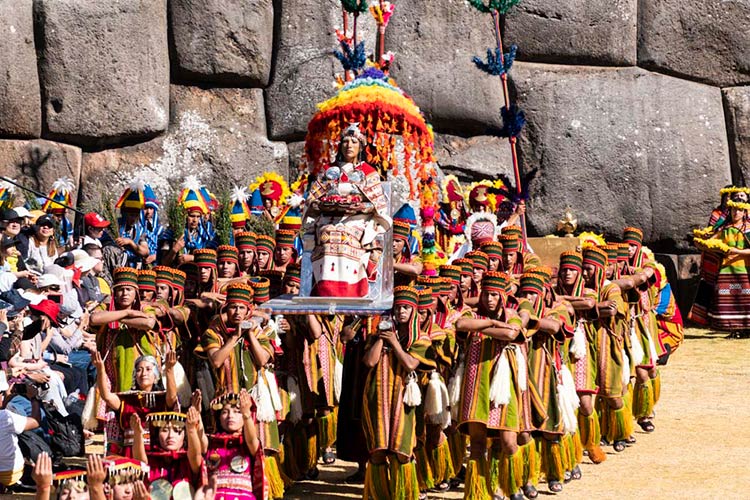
1,0,748,249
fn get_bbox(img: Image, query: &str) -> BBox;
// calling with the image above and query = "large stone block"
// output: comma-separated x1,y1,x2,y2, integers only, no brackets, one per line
724,87,750,185
265,0,375,141
510,63,731,244
386,0,503,135
638,0,750,87
170,0,273,86
433,134,514,181
36,0,169,148
0,140,82,206
81,86,288,206
0,0,41,138
504,0,637,66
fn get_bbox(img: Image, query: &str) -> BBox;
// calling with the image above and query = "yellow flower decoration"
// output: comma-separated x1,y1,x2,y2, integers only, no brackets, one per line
692,226,716,239
727,200,750,212
693,237,730,254
720,186,750,195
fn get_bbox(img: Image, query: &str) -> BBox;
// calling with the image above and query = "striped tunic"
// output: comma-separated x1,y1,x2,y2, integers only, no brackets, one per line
457,310,524,437
593,282,627,399
527,303,574,434
362,337,434,458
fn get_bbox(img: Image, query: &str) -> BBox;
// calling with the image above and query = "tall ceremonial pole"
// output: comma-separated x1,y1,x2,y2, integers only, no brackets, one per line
469,0,529,250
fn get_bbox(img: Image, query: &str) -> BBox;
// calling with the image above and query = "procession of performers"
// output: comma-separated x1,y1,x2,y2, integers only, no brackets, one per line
1,123,695,500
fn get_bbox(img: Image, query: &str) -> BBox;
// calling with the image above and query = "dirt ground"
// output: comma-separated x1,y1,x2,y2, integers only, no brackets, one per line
284,328,750,499
5,328,748,499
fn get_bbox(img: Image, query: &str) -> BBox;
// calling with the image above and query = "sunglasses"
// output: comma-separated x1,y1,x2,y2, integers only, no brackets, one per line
43,285,61,291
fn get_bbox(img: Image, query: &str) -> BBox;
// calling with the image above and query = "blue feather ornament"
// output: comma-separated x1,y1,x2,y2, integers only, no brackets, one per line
472,45,517,76
498,105,526,138
334,39,367,72
468,0,522,15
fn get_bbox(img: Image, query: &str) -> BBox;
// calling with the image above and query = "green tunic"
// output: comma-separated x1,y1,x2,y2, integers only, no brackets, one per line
362,336,434,459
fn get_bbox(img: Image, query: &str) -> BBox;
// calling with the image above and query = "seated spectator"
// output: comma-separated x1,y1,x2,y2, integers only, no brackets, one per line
25,216,59,275
0,380,41,488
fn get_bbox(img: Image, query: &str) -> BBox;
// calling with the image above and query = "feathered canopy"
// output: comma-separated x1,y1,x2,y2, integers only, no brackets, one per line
305,66,437,201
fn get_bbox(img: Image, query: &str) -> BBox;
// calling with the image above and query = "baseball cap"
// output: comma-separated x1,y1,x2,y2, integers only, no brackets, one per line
13,206,31,218
84,212,110,229
0,235,19,248
36,214,56,228
2,209,20,221
71,249,100,273
37,273,64,289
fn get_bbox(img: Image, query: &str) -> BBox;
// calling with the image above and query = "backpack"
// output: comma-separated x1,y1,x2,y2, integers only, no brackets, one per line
17,429,52,463
45,405,84,457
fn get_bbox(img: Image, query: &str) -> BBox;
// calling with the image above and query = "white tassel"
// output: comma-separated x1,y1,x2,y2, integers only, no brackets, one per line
81,386,99,430
438,378,451,429
251,371,281,422
170,361,192,407
266,370,283,412
557,366,580,434
621,349,631,386
489,348,511,407
425,372,452,428
447,356,465,420
645,326,659,365
569,320,587,360
629,322,645,367
287,376,303,424
403,371,422,407
333,358,343,404
424,372,443,418
512,344,527,392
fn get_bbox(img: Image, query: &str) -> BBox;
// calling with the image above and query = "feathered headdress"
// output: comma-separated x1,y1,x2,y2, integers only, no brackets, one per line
42,177,75,214
465,212,499,247
0,179,16,203
115,178,146,211
143,184,159,210
441,175,465,205
578,231,606,249
179,176,209,215
487,168,538,206
230,186,251,229
249,172,291,207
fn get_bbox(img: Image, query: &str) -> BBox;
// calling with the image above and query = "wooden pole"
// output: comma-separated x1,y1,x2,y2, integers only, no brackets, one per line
491,10,528,250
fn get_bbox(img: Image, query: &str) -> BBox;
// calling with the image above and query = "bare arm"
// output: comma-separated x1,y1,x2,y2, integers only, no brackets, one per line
239,390,260,456
90,309,130,326
307,315,323,340
597,300,618,318
612,278,635,291
186,406,204,474
93,351,120,410
385,332,419,372
559,295,596,311
207,333,240,370
163,350,178,409
135,241,150,258
130,414,147,463
536,317,562,335
362,338,384,368
394,261,423,278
